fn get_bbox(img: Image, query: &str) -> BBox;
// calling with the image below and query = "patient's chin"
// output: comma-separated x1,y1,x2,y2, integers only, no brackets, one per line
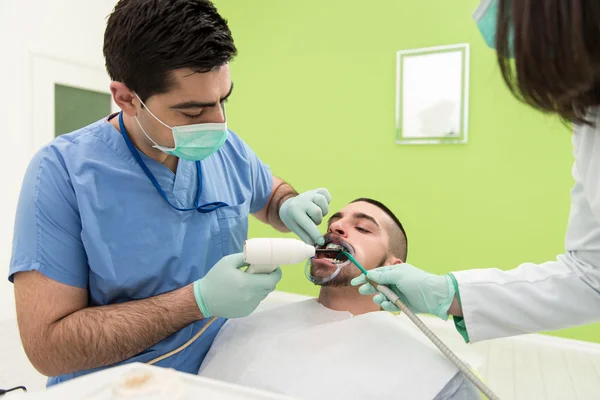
310,264,352,287
319,277,351,288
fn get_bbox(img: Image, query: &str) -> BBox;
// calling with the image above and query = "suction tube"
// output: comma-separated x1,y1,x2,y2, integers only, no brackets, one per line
340,252,501,400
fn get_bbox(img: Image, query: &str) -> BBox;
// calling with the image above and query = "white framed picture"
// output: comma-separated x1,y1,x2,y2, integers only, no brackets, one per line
31,53,119,152
395,43,470,145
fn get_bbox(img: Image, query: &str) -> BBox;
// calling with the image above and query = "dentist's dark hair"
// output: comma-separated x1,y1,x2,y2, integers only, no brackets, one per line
495,0,600,125
103,0,237,102
351,198,408,262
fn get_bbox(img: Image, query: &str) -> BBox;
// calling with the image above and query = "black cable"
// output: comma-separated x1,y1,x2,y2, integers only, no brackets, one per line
0,386,27,397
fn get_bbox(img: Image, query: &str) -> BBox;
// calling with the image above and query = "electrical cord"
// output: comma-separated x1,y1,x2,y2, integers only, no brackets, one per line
146,317,218,365
0,386,27,397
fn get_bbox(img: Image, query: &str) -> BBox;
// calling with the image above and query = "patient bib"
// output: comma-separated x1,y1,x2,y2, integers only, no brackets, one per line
200,300,459,400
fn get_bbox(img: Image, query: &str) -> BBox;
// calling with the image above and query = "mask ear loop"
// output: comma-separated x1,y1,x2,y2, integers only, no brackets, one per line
305,257,343,284
134,116,175,151
134,93,173,129
133,93,177,151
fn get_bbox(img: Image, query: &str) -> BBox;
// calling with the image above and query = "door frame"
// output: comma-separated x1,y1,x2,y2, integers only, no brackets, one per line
31,53,119,152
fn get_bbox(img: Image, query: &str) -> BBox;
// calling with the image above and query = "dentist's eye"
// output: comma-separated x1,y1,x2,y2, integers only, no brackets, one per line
182,111,203,120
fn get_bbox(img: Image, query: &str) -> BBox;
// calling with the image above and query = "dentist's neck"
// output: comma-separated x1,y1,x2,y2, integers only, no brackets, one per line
318,285,380,315
111,113,179,173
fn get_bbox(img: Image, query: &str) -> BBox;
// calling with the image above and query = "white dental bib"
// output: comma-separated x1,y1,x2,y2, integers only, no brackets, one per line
199,299,460,400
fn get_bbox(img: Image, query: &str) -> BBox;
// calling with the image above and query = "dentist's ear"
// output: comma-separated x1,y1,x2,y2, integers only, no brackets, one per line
110,82,138,117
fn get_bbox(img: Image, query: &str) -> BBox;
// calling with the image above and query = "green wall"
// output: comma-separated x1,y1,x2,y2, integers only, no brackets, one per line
213,0,599,343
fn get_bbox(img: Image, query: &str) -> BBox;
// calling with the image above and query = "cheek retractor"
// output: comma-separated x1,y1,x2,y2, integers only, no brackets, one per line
305,257,346,284
306,248,353,284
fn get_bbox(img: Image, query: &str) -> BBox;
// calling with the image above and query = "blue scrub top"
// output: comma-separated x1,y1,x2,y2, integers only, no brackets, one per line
9,114,273,386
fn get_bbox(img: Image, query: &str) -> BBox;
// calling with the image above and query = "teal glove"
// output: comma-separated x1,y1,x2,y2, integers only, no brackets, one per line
193,253,282,318
279,188,331,246
350,264,455,320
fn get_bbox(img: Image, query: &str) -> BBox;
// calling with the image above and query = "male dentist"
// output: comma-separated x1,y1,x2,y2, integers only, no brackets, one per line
9,0,330,386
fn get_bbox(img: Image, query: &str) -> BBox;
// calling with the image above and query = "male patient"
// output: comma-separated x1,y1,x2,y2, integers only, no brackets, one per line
199,198,480,400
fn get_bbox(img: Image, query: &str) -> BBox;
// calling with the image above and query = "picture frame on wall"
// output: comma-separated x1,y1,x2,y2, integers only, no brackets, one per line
395,43,470,145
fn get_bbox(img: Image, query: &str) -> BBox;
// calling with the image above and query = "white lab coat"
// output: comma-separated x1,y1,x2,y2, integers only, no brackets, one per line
453,109,600,342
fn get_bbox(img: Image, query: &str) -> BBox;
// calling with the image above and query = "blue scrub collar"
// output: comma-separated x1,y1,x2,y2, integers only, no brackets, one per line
118,111,228,213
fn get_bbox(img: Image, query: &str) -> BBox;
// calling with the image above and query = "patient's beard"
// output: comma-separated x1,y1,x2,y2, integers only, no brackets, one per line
310,263,353,287
315,254,389,315
311,254,388,288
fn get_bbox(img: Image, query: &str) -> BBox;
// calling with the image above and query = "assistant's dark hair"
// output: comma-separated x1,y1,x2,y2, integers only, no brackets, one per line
103,0,237,102
351,198,408,261
495,0,600,125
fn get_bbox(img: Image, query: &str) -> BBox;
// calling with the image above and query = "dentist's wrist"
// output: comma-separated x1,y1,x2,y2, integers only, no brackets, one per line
277,193,297,212
192,280,211,319
446,274,463,317
448,295,463,317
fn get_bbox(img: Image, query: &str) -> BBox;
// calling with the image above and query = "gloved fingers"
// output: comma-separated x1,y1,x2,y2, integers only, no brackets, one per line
246,266,283,291
314,188,332,203
373,293,387,305
358,282,377,295
311,193,330,217
293,212,324,246
295,226,316,246
304,203,324,226
397,292,411,307
350,275,366,286
367,264,405,284
380,301,401,312
222,253,247,269
284,217,315,245
373,291,410,309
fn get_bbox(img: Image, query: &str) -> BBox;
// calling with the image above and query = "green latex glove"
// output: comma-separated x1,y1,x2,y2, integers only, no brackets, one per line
279,188,331,246
351,264,455,320
193,253,282,318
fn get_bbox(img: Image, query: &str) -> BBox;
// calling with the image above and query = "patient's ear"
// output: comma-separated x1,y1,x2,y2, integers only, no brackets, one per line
385,256,403,266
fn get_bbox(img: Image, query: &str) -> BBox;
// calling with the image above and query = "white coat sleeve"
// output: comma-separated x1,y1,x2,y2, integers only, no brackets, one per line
452,118,600,343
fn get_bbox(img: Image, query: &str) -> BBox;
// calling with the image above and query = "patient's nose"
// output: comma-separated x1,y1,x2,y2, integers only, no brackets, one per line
329,220,347,237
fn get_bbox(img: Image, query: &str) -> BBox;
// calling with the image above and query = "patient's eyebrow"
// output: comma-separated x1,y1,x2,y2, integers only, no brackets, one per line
352,212,379,227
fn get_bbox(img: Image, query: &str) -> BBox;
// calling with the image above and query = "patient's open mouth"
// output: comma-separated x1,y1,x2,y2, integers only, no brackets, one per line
314,237,353,265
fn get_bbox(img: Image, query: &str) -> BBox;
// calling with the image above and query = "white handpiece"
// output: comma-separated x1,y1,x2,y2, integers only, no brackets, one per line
243,238,316,274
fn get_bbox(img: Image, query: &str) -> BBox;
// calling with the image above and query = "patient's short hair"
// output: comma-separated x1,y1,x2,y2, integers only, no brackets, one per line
351,198,408,261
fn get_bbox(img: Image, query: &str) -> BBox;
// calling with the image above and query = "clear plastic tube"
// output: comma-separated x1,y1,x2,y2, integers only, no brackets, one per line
305,257,347,284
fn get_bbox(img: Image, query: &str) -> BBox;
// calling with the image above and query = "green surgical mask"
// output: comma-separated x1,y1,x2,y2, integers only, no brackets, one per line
473,0,513,57
473,0,498,49
134,94,228,162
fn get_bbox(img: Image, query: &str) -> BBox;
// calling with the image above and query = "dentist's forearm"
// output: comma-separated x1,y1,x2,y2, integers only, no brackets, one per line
260,177,297,232
30,284,202,376
269,181,297,231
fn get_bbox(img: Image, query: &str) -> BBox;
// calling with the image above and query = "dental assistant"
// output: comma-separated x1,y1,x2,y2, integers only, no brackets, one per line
9,0,330,386
354,0,600,343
